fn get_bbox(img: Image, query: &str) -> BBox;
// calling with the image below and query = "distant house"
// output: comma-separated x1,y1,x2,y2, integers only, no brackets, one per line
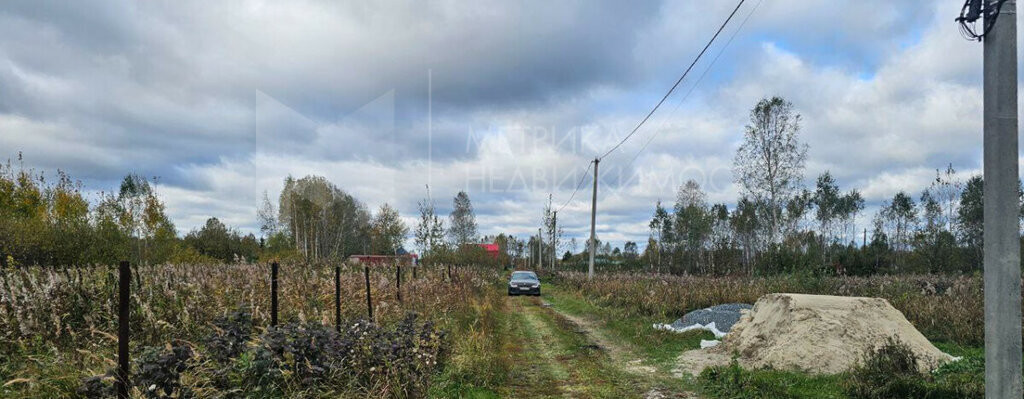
347,253,418,266
475,243,500,260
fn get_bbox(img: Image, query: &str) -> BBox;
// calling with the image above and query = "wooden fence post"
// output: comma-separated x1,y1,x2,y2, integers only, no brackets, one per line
271,262,278,327
334,264,341,332
116,261,131,399
364,265,373,320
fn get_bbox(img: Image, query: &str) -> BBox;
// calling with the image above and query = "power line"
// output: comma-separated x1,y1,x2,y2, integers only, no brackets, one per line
555,160,593,213
623,0,762,169
550,0,751,232
598,0,747,161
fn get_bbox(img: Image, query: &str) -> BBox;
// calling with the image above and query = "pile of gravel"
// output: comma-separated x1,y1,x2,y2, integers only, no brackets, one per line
671,303,752,333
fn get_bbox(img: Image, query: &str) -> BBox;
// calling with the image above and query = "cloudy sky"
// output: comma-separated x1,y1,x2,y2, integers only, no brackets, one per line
0,0,1010,250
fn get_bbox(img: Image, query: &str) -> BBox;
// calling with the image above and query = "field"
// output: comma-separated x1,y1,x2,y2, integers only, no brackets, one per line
0,263,503,398
0,264,992,398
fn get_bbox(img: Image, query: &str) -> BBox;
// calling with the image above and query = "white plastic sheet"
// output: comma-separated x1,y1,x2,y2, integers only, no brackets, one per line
700,339,721,349
652,321,727,338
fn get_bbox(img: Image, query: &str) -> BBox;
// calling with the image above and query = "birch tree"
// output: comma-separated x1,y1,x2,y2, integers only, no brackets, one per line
734,96,808,244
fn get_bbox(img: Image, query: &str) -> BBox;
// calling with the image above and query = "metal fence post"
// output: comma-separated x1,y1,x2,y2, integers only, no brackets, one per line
271,262,278,327
334,264,341,332
116,260,131,399
396,264,402,304
364,265,373,320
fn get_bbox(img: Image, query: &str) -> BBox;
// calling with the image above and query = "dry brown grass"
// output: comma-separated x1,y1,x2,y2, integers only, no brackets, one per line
0,263,499,397
554,272,985,345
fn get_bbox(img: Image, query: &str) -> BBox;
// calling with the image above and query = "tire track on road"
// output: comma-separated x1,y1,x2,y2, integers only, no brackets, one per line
535,294,702,399
505,296,638,398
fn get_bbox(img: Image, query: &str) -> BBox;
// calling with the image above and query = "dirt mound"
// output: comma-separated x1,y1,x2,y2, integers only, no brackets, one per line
676,293,955,375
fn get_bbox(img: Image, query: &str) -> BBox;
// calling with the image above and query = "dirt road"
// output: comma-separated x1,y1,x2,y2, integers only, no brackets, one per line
501,294,697,398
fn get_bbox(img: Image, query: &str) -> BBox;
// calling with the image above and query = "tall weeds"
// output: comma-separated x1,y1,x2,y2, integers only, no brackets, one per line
0,263,499,397
555,272,985,345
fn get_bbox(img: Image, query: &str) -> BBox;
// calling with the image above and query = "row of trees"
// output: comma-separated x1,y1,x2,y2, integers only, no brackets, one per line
626,96,1016,276
260,176,493,265
0,155,305,266
412,189,506,265
258,175,411,262
0,155,500,267
0,157,184,266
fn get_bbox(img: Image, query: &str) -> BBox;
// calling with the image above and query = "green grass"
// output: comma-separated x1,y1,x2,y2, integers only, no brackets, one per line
695,339,987,399
509,296,641,398
690,337,987,399
699,361,848,399
542,283,713,370
429,283,642,398
428,288,511,398
1,336,113,399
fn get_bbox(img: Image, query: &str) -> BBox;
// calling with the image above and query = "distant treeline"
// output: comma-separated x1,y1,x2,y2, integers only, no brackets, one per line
4,98,1016,274
556,170,1017,277
0,156,502,267
0,157,272,266
557,97,1021,276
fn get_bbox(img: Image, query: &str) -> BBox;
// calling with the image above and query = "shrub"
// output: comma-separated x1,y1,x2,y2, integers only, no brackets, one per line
846,337,925,399
258,322,346,383
78,344,195,399
79,314,450,398
135,344,194,399
77,372,116,398
845,337,980,399
698,359,790,399
205,307,253,363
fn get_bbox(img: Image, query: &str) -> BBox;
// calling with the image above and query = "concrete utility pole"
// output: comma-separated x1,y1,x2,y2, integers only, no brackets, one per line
551,211,557,271
983,1,1022,397
532,229,537,270
588,158,599,279
538,228,542,270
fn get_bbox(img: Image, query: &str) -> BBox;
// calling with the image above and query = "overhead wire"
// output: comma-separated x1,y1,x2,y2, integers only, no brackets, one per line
597,0,747,161
548,0,753,225
623,0,763,170
555,160,593,213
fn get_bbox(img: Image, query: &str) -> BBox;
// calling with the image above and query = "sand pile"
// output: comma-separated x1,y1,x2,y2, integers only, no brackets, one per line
675,293,955,375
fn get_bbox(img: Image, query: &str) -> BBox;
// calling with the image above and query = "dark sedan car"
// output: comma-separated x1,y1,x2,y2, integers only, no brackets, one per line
507,271,541,296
